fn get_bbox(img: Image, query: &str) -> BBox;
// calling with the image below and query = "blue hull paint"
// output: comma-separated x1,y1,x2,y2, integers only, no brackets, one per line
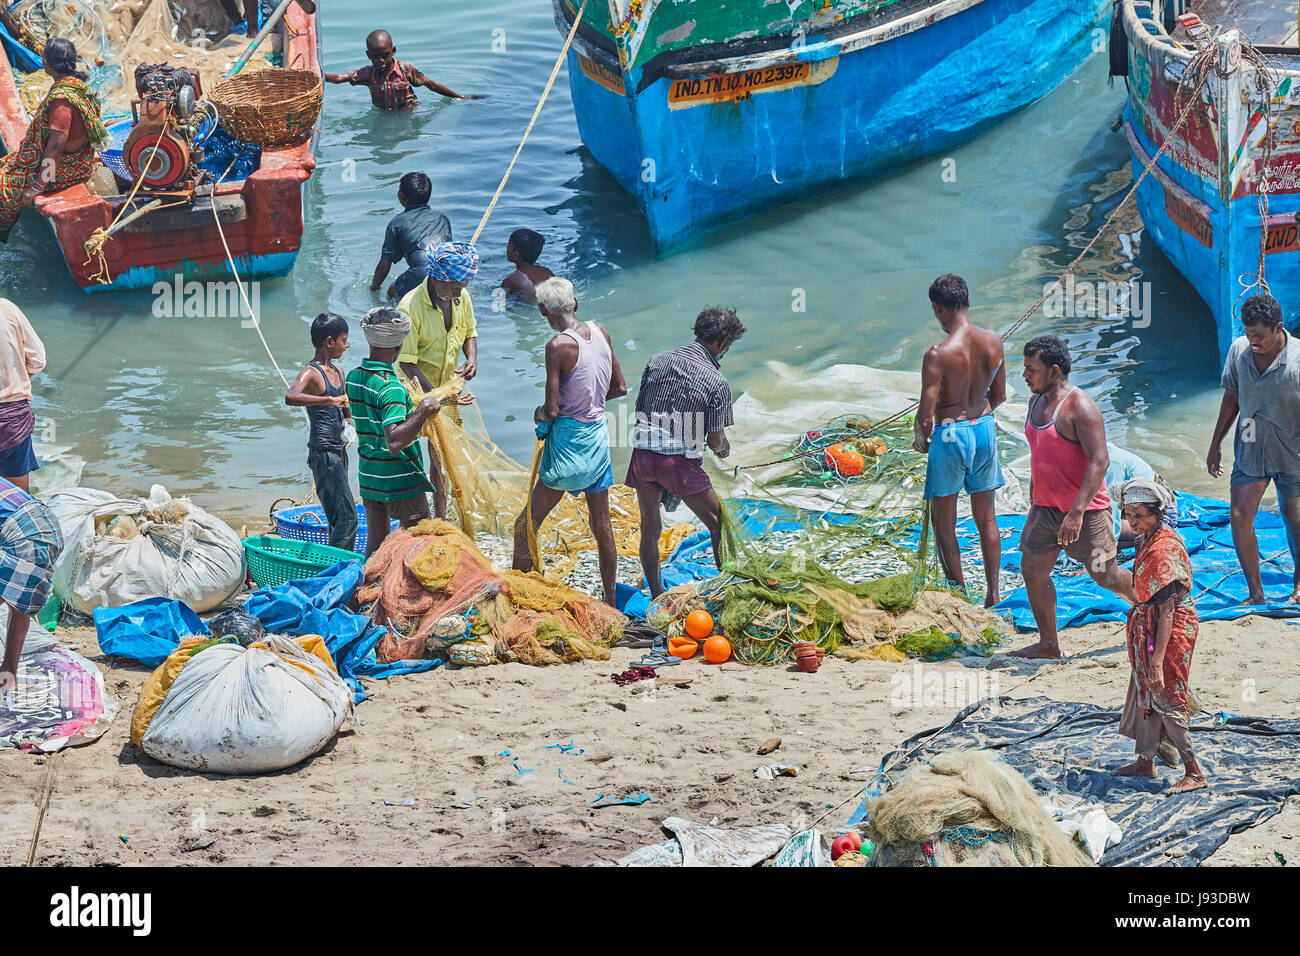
1118,2,1300,366
1130,121,1300,363
565,0,1109,253
63,244,300,294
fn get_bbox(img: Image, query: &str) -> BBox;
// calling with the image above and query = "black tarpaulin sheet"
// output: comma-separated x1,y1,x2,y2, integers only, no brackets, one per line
850,696,1300,866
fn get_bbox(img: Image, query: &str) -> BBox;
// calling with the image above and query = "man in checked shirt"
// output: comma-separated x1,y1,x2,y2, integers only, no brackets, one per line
626,307,747,597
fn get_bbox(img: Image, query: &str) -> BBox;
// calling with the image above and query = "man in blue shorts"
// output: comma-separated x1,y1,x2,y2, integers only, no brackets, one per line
913,274,1007,607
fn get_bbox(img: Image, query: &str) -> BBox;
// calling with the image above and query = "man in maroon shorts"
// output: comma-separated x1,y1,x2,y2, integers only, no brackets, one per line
626,307,746,597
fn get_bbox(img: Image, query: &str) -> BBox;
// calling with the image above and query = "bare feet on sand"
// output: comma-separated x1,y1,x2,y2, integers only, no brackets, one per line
1008,640,1061,659
1167,773,1208,794
1115,758,1157,779
984,593,1000,610
1239,592,1267,607
1288,586,1300,607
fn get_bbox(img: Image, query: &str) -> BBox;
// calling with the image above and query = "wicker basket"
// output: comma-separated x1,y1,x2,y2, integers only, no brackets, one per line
243,535,359,588
209,69,323,147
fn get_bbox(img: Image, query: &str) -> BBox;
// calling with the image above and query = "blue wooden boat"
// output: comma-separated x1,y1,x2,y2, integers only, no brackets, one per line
553,0,1110,254
1113,0,1300,362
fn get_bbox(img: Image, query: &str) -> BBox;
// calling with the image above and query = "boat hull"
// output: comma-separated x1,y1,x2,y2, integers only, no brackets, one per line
557,0,1109,253
0,5,321,292
1117,1,1300,363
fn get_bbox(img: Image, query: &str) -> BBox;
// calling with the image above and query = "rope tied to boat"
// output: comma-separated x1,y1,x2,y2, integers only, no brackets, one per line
741,18,1288,473
82,103,174,284
469,0,588,245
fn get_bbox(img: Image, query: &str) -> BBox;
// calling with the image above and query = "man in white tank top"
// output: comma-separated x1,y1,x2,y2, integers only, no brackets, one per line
512,278,628,606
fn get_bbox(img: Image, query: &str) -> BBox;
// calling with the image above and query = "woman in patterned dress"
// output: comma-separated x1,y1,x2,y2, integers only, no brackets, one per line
0,38,108,243
1112,478,1207,794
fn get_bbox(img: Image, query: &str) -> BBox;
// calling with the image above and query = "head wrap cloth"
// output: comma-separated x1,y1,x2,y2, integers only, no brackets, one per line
427,241,480,282
1113,478,1176,514
360,308,411,348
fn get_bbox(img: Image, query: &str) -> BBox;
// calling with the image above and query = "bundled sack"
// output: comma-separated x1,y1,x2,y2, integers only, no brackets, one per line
49,484,245,614
131,634,352,774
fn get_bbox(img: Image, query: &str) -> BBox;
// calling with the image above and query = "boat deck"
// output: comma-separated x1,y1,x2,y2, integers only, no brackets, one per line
1193,0,1298,45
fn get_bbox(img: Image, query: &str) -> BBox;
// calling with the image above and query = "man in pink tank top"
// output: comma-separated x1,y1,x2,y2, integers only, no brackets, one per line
512,278,627,606
1012,336,1137,658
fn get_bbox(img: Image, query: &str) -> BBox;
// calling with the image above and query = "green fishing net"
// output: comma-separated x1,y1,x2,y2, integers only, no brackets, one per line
647,413,1013,665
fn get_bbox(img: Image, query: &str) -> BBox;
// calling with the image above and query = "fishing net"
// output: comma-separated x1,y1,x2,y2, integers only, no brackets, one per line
645,398,1015,664
408,376,675,579
13,0,275,120
356,519,625,667
864,750,1093,867
646,500,1007,665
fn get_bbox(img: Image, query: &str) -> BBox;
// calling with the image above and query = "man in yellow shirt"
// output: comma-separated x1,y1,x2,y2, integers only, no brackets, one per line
396,241,480,519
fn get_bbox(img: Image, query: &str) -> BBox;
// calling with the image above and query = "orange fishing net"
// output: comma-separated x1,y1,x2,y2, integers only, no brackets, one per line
358,519,625,667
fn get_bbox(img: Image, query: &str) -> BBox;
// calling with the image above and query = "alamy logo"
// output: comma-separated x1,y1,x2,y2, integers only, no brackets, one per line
49,887,151,936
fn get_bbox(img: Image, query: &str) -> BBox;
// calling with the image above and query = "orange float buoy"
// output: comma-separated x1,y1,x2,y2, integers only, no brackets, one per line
837,449,865,477
684,610,714,640
668,636,698,660
822,443,846,470
703,634,732,664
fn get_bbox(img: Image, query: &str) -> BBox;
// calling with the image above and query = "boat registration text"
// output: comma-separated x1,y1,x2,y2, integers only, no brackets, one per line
667,60,833,109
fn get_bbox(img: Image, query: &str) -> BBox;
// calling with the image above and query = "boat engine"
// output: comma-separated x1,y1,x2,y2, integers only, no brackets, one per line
122,64,206,190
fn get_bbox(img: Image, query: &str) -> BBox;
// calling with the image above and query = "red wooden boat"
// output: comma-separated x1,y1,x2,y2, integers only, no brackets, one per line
0,4,320,292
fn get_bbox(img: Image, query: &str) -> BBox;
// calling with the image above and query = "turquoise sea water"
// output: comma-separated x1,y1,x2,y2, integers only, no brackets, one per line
0,2,1239,520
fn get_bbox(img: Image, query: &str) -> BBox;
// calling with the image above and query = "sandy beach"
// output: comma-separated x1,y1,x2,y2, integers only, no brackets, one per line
3,613,1296,867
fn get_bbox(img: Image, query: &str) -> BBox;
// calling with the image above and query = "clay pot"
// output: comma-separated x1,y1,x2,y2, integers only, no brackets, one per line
792,640,817,655
814,648,825,661
796,657,821,673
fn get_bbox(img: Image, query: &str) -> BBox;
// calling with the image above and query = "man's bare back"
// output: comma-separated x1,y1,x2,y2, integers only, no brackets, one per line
929,324,1005,422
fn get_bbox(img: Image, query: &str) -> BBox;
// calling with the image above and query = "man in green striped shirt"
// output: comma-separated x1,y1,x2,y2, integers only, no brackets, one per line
346,308,442,556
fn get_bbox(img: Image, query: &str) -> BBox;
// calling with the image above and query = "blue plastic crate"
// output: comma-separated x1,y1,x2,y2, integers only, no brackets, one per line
272,502,398,555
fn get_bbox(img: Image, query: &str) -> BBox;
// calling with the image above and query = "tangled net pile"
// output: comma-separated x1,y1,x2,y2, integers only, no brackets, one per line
778,415,921,493
12,0,276,119
647,412,1012,665
357,519,625,667
863,751,1092,867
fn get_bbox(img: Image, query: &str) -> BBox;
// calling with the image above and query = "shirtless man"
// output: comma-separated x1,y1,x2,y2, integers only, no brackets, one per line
1011,335,1137,658
913,275,1007,607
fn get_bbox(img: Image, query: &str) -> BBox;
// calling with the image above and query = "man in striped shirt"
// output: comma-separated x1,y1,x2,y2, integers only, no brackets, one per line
345,308,442,556
627,306,746,596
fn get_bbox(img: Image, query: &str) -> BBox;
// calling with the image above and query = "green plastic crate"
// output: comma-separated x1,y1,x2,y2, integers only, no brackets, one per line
243,535,360,588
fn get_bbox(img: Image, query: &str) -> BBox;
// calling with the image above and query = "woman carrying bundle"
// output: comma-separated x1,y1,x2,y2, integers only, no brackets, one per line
0,38,108,243
1112,478,1207,794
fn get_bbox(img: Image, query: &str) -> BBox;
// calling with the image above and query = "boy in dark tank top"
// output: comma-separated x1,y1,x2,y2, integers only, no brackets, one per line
285,313,359,552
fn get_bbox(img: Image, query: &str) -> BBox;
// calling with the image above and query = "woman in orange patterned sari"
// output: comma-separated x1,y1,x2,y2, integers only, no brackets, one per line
1112,479,1207,794
0,38,107,243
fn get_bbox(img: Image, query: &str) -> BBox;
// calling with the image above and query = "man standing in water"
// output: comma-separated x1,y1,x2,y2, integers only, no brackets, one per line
912,274,1007,607
1012,335,1136,658
1206,293,1300,606
512,279,626,606
397,242,479,519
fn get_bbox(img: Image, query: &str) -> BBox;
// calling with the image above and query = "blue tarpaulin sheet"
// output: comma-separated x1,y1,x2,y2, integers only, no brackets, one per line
91,561,437,704
644,494,1300,629
844,696,1300,866
93,598,207,667
243,560,441,703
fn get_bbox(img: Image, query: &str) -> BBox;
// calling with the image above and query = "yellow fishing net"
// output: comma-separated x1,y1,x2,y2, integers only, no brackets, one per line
407,376,689,577
357,518,624,667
